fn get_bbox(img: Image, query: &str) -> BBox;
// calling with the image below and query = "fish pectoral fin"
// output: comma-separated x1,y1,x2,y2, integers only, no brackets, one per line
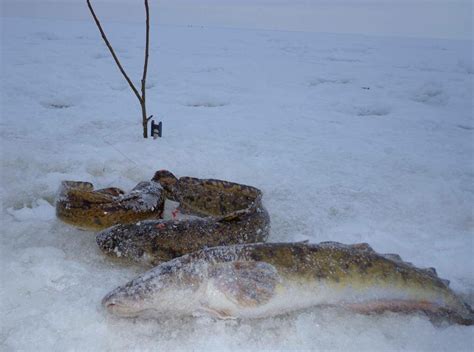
216,208,249,222
209,261,280,307
194,306,237,320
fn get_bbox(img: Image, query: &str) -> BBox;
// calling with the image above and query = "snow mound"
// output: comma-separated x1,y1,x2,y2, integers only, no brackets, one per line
7,199,56,222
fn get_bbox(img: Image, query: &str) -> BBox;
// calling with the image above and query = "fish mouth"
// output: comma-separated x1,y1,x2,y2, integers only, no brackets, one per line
95,230,117,253
102,296,141,318
96,227,146,261
103,299,159,318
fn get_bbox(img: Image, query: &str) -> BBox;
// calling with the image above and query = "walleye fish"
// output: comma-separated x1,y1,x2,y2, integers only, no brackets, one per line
102,242,473,325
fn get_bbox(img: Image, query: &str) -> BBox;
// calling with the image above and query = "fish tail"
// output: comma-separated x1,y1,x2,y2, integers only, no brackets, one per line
446,302,474,326
459,303,474,326
152,170,179,200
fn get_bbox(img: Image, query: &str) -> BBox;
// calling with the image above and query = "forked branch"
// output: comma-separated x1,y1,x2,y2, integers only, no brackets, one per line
86,0,152,138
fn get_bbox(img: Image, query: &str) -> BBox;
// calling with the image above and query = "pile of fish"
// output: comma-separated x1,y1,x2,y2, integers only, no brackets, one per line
96,170,270,265
56,170,473,325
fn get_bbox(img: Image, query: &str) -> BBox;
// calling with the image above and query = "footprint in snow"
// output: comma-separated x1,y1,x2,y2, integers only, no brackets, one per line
355,104,391,117
457,60,473,75
34,32,61,41
7,199,55,222
412,83,449,106
93,53,109,59
195,67,225,73
309,78,352,87
184,101,228,108
324,56,362,63
145,81,156,89
457,125,473,131
40,100,75,109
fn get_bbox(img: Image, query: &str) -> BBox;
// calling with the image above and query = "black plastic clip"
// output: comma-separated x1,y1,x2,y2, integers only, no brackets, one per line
151,120,162,139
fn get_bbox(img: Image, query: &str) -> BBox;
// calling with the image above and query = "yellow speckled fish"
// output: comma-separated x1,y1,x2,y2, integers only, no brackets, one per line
56,180,165,230
102,242,473,325
151,170,262,217
96,170,270,265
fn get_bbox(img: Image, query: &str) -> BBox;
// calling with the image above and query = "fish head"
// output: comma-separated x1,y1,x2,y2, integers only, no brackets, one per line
102,258,206,317
96,222,178,265
96,224,147,262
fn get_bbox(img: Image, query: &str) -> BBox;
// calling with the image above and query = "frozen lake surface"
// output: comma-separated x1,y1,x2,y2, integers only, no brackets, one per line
1,12,473,351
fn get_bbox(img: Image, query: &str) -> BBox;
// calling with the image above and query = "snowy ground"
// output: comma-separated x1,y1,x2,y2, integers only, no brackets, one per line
1,10,473,352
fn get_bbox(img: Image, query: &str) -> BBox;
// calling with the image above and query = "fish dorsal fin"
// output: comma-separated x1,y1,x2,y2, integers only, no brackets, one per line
351,243,374,252
382,253,420,269
418,267,450,286
383,253,403,262
382,253,416,268
440,278,450,287
296,240,310,244
422,267,437,276
209,261,280,307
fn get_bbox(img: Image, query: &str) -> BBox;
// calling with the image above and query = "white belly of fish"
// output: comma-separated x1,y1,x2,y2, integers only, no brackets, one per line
199,277,451,320
199,280,323,319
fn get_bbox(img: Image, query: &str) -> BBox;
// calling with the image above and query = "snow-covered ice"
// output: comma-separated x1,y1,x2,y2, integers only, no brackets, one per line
1,1,473,351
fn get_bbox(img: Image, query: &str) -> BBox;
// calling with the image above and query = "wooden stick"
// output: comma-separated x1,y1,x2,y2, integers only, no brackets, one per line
86,0,142,104
141,0,150,111
140,0,151,137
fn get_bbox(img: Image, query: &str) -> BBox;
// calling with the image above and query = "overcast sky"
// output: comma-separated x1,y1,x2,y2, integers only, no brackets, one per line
2,0,472,39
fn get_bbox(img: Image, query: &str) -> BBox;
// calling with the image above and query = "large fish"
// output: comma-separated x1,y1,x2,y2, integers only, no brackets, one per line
96,206,270,265
102,242,473,325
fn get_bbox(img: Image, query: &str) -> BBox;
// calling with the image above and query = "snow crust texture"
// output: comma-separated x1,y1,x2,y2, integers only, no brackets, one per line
1,14,473,351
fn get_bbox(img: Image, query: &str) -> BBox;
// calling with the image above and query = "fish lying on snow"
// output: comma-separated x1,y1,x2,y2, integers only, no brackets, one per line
96,170,270,265
96,206,270,265
56,180,164,230
151,170,263,217
102,242,473,325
